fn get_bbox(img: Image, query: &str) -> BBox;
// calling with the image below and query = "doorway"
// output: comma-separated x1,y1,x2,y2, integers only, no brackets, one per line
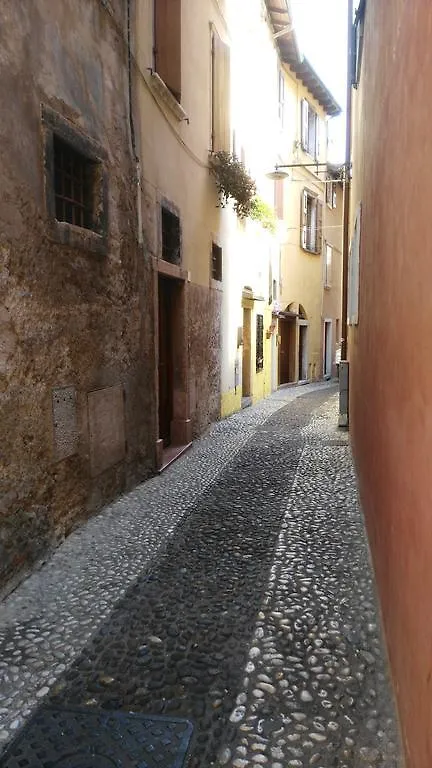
242,307,252,399
158,276,175,447
298,323,308,381
323,320,332,379
279,318,296,385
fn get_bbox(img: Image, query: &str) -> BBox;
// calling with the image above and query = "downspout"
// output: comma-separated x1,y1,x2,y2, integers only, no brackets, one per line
339,0,353,428
126,0,143,244
341,0,353,360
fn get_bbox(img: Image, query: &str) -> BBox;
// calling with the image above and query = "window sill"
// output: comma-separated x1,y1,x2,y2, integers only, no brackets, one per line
49,220,107,255
302,245,320,256
149,71,188,123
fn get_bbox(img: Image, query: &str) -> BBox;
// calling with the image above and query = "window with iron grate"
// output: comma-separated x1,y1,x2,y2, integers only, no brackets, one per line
53,135,98,231
161,206,181,265
211,242,222,282
256,314,264,372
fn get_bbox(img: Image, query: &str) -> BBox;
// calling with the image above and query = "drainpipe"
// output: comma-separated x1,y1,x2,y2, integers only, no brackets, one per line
126,0,143,244
339,0,353,428
341,0,353,360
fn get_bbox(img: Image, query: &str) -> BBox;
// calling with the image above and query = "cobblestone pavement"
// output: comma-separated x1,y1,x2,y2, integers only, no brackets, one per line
0,383,402,767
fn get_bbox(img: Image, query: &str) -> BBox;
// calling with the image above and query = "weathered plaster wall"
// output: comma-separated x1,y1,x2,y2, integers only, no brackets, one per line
349,2,432,765
0,0,155,595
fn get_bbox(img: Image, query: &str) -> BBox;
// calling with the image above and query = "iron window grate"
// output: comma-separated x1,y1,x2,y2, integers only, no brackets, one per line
162,207,181,265
211,242,222,281
53,135,95,230
256,313,264,371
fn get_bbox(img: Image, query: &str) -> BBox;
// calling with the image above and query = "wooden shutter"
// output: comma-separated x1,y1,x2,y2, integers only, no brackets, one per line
212,29,231,152
326,180,332,207
348,204,362,324
300,189,308,249
274,179,284,220
268,262,272,304
301,99,309,151
154,0,181,102
316,200,323,254
315,117,321,160
325,243,332,287
278,69,285,123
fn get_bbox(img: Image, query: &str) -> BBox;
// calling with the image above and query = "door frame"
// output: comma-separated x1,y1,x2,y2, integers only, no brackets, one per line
242,306,252,398
298,320,309,383
278,316,296,386
154,259,191,469
323,318,333,379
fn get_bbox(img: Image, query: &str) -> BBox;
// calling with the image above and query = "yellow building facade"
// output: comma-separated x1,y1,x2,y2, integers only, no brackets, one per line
264,3,342,388
133,0,342,454
322,172,343,378
218,0,283,418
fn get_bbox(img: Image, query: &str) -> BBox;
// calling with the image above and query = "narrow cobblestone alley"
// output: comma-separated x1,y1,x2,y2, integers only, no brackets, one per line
0,385,401,768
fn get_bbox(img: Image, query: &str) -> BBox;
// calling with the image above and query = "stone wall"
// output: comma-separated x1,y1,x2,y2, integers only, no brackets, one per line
0,0,155,595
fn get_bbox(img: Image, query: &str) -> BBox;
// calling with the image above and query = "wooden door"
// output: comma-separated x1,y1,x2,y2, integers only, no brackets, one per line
242,308,251,397
299,324,308,381
158,277,173,447
279,320,290,385
324,321,332,378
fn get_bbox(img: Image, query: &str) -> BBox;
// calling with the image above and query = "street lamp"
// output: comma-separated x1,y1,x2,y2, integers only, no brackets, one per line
266,162,333,181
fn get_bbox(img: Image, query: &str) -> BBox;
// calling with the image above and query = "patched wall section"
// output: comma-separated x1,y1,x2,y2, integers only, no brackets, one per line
188,284,222,437
52,386,79,462
88,386,126,477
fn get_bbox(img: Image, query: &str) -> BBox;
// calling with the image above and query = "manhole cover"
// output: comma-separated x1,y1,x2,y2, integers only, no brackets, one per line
0,707,193,768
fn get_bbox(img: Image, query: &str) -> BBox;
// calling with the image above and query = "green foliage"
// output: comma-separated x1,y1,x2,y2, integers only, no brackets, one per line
249,196,277,233
209,151,257,218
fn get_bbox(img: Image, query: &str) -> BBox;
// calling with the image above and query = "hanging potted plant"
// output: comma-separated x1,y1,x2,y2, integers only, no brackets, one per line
209,151,256,219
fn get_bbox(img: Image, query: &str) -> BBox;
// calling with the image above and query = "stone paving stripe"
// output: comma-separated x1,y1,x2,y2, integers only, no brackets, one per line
0,382,334,749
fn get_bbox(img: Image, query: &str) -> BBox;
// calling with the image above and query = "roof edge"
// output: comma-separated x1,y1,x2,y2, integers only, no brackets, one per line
265,0,343,118
299,57,342,117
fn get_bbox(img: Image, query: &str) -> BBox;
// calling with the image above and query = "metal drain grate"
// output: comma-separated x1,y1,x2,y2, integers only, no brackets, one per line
0,707,193,768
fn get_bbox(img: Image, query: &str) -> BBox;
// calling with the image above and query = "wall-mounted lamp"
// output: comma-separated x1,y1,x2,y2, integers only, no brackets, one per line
266,162,330,181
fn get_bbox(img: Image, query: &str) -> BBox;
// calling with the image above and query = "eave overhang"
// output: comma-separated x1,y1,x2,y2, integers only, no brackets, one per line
265,0,342,118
